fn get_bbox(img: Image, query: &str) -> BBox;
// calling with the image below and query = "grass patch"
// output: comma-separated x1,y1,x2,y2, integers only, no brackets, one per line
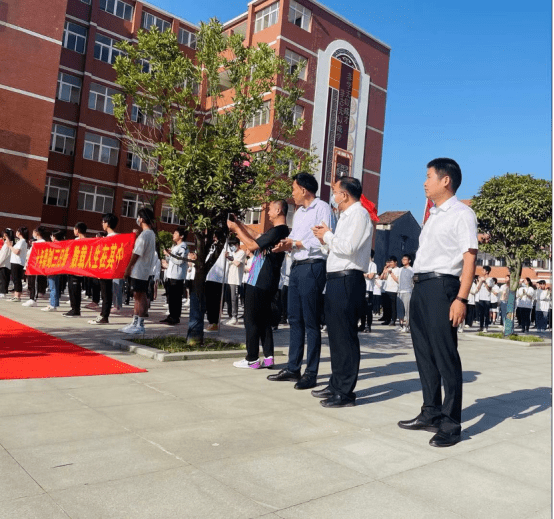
477,332,544,343
132,336,246,353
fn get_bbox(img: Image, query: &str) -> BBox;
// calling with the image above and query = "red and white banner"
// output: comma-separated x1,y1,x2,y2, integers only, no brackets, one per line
26,233,136,279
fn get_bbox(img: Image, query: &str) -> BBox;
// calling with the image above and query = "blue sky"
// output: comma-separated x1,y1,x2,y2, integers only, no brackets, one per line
150,0,551,222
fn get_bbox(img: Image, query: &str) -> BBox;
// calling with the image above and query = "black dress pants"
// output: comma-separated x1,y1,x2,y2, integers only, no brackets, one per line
67,275,82,314
205,281,223,324
325,271,366,398
360,290,374,330
99,279,113,319
0,267,10,294
410,276,462,434
166,278,184,321
381,291,397,323
477,300,491,329
244,284,274,361
91,278,100,304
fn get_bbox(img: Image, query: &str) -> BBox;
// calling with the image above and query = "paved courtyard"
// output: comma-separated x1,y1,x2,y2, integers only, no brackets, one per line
0,294,551,518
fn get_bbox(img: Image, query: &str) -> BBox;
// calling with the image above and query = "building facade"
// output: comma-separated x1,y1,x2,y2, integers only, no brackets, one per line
373,211,420,271
0,0,390,237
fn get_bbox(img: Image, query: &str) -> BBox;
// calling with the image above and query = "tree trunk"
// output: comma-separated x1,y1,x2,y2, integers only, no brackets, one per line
503,259,523,337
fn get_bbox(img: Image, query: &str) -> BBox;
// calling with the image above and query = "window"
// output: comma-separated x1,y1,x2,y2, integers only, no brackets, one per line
141,12,171,32
50,124,76,155
99,0,133,21
139,58,151,73
43,177,70,207
288,0,311,30
178,28,197,49
83,132,120,165
88,83,118,114
218,70,232,92
161,205,184,225
232,22,247,38
244,207,262,225
121,192,145,218
57,72,82,104
63,21,87,54
94,33,124,64
246,101,270,128
286,203,295,228
291,104,304,126
126,148,158,173
254,2,279,33
78,183,114,213
131,104,162,127
285,49,307,79
81,0,91,4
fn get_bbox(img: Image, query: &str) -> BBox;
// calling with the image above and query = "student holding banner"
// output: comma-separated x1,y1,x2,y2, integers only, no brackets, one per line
64,222,87,318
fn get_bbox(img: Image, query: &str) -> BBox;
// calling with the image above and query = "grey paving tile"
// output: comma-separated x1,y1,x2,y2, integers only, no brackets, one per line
9,435,187,491
507,429,552,455
0,390,87,417
147,377,247,399
48,373,142,390
382,458,551,519
275,480,462,519
49,466,271,519
197,444,371,509
0,408,125,449
524,506,553,519
0,448,44,503
0,378,57,394
0,495,69,519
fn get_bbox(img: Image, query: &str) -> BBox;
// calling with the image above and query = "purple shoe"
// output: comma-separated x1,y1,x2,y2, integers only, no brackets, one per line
262,356,274,368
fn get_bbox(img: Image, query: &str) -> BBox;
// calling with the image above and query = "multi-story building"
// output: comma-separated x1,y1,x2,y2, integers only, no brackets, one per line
1,0,390,237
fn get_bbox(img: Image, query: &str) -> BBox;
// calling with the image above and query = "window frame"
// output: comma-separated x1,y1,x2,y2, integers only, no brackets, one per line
88,82,118,115
288,0,312,31
43,177,71,208
121,191,146,218
83,132,120,166
254,2,279,33
244,207,262,225
57,72,82,104
94,33,124,65
50,124,76,156
245,100,270,128
77,183,114,213
178,28,197,49
62,21,88,54
141,12,171,33
284,49,307,80
160,204,185,225
99,0,133,21
126,148,158,174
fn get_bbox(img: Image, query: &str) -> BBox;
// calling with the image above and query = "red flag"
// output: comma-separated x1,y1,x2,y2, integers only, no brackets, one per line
360,195,380,222
423,198,434,224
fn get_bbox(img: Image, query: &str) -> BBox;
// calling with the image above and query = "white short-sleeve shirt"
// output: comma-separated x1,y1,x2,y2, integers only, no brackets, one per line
131,229,156,281
10,239,27,266
365,261,378,291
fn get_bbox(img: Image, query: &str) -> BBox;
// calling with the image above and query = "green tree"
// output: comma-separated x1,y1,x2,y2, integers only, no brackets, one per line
471,173,552,336
112,19,318,343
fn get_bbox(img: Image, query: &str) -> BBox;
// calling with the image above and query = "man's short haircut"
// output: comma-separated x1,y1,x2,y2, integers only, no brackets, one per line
403,254,412,265
53,230,66,241
483,265,491,274
492,277,497,284
102,213,119,230
35,226,49,240
137,207,155,227
74,222,87,235
427,158,462,193
389,255,398,264
175,227,187,239
271,199,288,217
539,280,546,285
337,176,362,200
292,172,318,195
371,249,375,259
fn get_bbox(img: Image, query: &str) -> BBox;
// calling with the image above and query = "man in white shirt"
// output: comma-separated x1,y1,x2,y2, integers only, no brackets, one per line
397,158,477,448
359,249,378,332
312,177,372,408
380,256,401,325
269,173,334,389
476,265,493,331
397,254,415,333
160,227,188,325
120,208,157,334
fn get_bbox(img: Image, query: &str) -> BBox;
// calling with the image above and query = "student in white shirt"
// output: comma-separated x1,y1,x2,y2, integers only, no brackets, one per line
397,254,415,333
489,278,499,325
224,238,245,326
516,277,535,333
120,208,157,334
312,177,372,408
183,255,196,307
534,280,550,331
373,276,383,316
160,227,188,325
23,227,49,307
380,256,402,325
464,276,479,328
7,226,29,302
359,249,378,332
0,228,14,298
476,265,493,331
398,158,477,448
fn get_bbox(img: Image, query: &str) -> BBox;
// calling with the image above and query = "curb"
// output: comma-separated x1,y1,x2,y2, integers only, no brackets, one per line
460,333,550,347
99,337,286,362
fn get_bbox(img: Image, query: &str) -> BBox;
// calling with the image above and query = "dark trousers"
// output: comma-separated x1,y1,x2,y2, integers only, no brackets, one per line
206,281,227,324
519,307,532,332
287,262,326,375
465,304,476,326
360,291,374,330
0,267,10,294
477,300,491,329
99,279,113,319
10,264,23,292
372,294,381,314
536,310,548,331
67,275,82,314
91,278,100,304
410,277,462,434
281,285,288,322
167,278,184,321
244,284,274,361
382,291,398,323
27,275,47,300
325,271,366,398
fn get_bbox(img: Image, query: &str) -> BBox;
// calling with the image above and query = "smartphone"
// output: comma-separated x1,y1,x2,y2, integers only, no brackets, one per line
228,213,235,222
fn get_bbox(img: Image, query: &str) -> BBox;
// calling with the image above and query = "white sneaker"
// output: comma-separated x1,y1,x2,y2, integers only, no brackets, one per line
226,317,238,326
400,326,407,333
124,324,145,335
22,299,37,307
233,358,261,369
0,294,5,299
183,299,190,307
396,326,404,332
119,322,138,333
41,305,57,312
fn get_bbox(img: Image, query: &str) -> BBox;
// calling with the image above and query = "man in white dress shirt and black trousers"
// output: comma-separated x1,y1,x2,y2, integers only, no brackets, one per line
312,177,373,408
398,158,478,447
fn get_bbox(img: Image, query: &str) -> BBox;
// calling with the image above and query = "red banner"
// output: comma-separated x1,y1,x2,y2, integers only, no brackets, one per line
26,233,136,278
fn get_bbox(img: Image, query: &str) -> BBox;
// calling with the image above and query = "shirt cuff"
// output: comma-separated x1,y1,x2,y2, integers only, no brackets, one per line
323,231,333,245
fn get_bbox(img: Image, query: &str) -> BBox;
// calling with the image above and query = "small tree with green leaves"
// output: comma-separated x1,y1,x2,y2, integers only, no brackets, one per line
472,173,551,336
112,18,318,343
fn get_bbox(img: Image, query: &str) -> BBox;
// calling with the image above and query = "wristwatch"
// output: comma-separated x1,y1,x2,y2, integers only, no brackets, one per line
291,241,297,251
456,296,468,304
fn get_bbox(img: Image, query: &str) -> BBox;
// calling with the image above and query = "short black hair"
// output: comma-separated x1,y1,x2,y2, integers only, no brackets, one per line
539,280,546,285
102,213,119,230
175,227,187,239
371,249,375,259
53,230,66,241
271,199,288,217
483,265,491,274
427,158,462,193
402,254,412,266
74,222,87,235
3,228,14,243
292,172,318,195
17,226,29,241
389,255,398,264
337,176,362,200
492,277,497,284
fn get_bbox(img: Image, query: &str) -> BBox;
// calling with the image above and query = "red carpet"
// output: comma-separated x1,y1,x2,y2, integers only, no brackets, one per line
0,315,147,379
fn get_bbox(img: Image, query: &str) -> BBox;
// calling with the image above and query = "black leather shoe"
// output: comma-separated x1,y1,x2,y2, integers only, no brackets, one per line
357,325,365,331
159,317,170,323
294,374,317,390
267,369,301,382
320,394,355,408
311,386,334,398
429,430,461,447
397,417,440,432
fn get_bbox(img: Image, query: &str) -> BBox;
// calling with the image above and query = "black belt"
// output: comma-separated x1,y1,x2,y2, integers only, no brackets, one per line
327,269,363,280
413,272,459,283
291,258,326,269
